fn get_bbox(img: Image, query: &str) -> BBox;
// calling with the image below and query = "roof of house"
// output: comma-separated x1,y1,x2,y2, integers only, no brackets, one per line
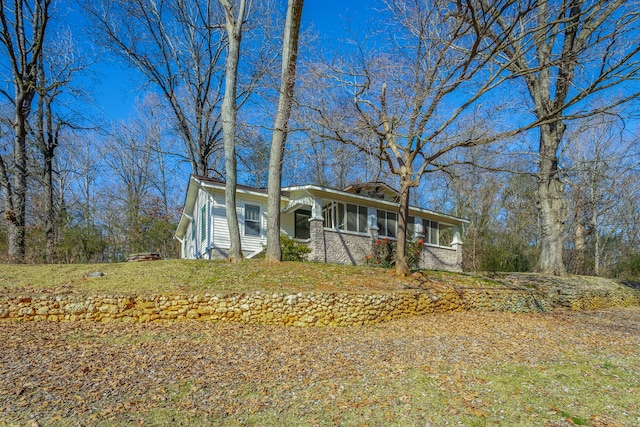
192,175,270,195
342,181,400,202
175,175,468,240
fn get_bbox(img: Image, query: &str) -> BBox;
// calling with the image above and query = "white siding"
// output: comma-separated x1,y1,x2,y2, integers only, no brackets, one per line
181,187,216,259
213,196,230,250
208,194,267,255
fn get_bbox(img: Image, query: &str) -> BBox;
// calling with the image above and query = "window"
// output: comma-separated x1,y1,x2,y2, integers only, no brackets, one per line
346,204,368,233
295,209,311,239
245,204,261,236
407,216,415,237
322,202,368,233
201,206,207,241
428,220,439,245
377,210,397,238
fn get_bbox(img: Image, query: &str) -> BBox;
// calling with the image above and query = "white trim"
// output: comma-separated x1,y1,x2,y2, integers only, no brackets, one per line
284,184,469,224
323,228,369,238
199,178,270,199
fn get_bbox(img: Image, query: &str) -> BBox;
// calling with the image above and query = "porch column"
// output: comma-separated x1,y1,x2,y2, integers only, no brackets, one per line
415,219,426,269
308,197,326,262
451,226,463,272
415,219,425,240
368,207,379,241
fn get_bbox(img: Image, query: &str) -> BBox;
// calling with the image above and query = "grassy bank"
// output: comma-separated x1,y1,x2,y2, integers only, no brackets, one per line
0,259,507,295
1,259,635,297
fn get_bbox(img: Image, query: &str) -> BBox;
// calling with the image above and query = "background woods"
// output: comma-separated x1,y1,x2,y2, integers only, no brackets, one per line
0,0,638,280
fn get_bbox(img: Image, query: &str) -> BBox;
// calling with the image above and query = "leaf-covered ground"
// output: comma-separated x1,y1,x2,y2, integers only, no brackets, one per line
2,308,639,426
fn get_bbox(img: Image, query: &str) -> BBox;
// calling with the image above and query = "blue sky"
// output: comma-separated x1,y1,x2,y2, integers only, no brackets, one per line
89,0,375,122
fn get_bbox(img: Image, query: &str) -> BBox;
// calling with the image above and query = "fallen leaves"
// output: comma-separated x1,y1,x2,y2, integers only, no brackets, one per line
0,308,639,425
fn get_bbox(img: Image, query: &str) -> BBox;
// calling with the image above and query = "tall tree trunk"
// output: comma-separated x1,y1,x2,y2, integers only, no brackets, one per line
8,93,29,263
266,0,304,263
43,148,55,262
220,0,247,263
572,218,586,274
395,177,411,276
592,203,600,276
36,56,58,264
535,122,567,275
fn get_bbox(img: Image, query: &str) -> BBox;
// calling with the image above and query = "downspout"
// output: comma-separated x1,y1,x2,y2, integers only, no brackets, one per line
195,178,206,259
174,235,184,259
184,214,194,258
207,194,214,258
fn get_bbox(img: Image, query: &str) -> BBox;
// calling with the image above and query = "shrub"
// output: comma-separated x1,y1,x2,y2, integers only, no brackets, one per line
280,235,312,262
613,253,640,281
480,241,533,273
366,238,424,269
367,238,395,268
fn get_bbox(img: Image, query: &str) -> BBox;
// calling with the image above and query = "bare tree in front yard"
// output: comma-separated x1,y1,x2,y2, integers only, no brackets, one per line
564,116,640,276
304,0,514,275
265,0,305,262
86,0,276,179
219,0,248,262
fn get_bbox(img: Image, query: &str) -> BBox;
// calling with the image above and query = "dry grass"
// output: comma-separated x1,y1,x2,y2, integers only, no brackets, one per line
4,259,627,297
1,308,639,426
1,262,639,425
0,259,513,296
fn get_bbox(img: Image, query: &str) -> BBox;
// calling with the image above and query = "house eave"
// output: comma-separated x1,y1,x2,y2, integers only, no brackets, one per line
283,184,469,225
195,175,290,201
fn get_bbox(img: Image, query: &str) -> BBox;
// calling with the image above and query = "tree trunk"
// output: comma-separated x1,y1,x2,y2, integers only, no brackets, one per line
395,178,411,276
265,0,304,263
43,149,55,263
220,0,247,263
572,218,586,274
534,122,567,275
37,57,58,264
7,97,29,264
592,204,600,276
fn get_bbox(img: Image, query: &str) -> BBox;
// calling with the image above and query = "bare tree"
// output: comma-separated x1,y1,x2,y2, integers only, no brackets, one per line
305,0,512,275
86,0,230,177
101,119,154,255
0,0,51,262
564,116,640,276
471,0,640,275
219,0,247,262
33,29,87,262
265,0,304,262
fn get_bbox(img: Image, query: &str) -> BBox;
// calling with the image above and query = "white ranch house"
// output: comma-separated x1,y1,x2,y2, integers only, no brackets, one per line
175,175,468,272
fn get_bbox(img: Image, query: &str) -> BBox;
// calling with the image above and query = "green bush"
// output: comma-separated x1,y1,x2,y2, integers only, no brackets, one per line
480,241,533,273
280,235,312,262
613,253,640,281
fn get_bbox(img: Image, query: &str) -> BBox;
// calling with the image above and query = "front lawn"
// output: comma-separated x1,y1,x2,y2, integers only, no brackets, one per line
0,259,507,295
1,308,639,426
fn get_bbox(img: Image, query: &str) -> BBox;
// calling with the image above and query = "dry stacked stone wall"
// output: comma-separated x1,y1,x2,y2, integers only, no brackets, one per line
2,284,637,326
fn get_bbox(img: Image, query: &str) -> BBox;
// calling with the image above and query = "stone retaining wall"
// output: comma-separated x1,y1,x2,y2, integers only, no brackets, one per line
3,284,635,326
552,287,640,310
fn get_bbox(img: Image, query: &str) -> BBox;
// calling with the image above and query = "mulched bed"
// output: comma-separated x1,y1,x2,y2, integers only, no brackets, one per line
1,308,639,424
